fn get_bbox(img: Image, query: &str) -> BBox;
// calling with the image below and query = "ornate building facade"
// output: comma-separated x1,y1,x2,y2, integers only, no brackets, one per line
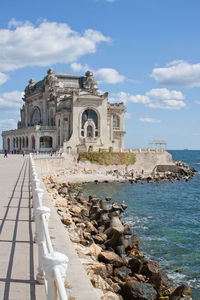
2,69,126,153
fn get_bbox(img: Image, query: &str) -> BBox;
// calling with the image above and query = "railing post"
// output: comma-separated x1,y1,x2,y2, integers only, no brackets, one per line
36,206,51,284
33,187,44,242
43,252,69,300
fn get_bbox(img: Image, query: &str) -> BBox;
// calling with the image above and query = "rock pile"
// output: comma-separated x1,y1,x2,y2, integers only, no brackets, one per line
44,176,193,300
103,161,196,184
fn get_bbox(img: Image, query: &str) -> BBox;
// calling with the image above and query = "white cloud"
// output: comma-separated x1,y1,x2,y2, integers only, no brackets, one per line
139,118,161,123
0,20,110,72
0,119,17,131
0,91,23,113
0,72,9,85
70,62,89,73
109,91,130,104
151,60,200,87
109,91,150,104
148,99,186,110
129,94,150,104
146,88,184,100
95,68,125,83
165,60,185,67
70,63,125,84
109,88,186,110
146,88,186,110
196,101,200,104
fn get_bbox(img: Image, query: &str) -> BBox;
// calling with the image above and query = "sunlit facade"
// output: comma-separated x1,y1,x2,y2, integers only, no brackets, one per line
2,69,126,152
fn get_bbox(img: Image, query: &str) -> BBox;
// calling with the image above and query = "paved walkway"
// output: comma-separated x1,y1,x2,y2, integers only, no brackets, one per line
0,154,45,300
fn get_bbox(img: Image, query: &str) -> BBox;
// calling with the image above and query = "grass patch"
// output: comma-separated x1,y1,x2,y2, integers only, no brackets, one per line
78,152,136,166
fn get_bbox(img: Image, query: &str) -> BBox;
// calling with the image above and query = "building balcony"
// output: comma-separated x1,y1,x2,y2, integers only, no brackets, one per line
35,125,56,131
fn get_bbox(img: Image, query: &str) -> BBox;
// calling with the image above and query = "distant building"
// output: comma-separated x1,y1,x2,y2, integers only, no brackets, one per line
2,69,126,153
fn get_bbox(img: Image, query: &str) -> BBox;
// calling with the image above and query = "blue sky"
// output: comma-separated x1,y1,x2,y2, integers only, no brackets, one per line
1,0,200,149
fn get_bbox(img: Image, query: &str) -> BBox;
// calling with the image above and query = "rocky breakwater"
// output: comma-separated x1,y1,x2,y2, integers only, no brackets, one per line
44,176,192,300
104,160,196,184
151,161,196,182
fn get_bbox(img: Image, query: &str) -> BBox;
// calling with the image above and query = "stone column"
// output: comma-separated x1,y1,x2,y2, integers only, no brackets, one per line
43,98,48,125
27,103,30,126
25,104,28,127
111,115,113,141
35,133,40,151
52,133,56,149
60,116,64,146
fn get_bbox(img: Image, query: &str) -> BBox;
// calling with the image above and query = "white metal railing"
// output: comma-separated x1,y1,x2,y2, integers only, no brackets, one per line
124,148,166,153
32,151,64,159
30,153,68,300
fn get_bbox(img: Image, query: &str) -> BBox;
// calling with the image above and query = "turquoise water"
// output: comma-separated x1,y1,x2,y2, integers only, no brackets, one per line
82,150,200,299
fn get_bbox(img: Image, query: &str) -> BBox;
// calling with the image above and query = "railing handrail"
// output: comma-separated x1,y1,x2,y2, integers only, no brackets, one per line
41,214,54,254
29,153,68,300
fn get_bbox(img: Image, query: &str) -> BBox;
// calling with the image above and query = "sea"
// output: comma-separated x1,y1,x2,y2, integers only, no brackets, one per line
82,150,200,299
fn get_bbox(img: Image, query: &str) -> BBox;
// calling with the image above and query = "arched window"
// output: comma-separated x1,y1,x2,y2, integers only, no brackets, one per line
16,137,18,148
87,125,93,137
13,138,15,148
31,107,41,125
40,136,53,148
113,114,120,128
82,109,98,129
81,109,99,137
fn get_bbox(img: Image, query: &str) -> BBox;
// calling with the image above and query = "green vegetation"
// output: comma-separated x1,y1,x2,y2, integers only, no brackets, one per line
78,151,136,166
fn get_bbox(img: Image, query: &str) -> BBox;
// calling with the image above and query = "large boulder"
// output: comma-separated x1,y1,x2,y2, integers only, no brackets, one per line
141,259,174,296
69,205,82,215
113,266,132,281
128,257,144,274
149,271,174,297
85,262,108,279
93,233,108,244
126,234,140,250
121,280,157,300
169,284,192,300
90,275,120,293
88,243,102,259
98,251,124,267
85,221,98,234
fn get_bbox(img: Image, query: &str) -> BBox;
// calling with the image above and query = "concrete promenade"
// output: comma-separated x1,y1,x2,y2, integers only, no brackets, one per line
0,154,45,300
0,154,102,300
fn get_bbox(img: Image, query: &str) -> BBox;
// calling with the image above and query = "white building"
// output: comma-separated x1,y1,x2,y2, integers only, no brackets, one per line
2,69,126,153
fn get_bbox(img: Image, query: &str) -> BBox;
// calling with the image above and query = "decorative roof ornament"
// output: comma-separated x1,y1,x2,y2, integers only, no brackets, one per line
45,68,58,92
83,70,99,95
29,78,36,86
46,68,57,81
24,78,36,96
47,68,55,76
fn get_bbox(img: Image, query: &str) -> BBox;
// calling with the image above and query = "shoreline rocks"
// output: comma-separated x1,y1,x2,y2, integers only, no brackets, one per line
43,176,193,300
50,159,196,186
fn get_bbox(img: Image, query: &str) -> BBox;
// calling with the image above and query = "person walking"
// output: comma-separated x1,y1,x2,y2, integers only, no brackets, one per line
4,149,8,158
